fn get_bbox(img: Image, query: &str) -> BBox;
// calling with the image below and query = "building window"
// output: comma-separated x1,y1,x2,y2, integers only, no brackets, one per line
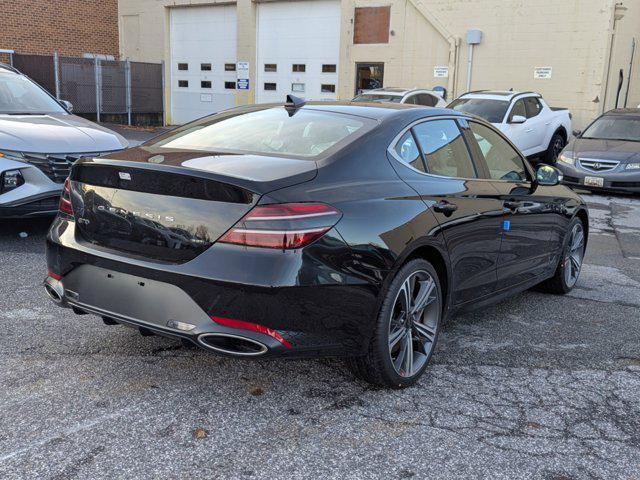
321,84,336,93
292,83,305,93
225,63,236,71
353,7,391,44
264,64,277,72
225,81,236,90
178,80,188,87
292,64,306,72
264,82,277,91
322,64,337,73
177,63,188,71
201,81,212,88
201,63,212,71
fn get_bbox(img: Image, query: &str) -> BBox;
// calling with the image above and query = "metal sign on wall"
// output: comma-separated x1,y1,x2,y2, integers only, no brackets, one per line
534,67,553,79
433,66,449,78
237,61,250,90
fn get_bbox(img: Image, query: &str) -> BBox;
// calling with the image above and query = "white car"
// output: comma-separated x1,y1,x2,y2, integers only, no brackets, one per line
0,63,128,218
352,88,447,108
449,91,572,162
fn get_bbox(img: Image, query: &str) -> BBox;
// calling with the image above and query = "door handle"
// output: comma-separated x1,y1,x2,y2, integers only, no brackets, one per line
504,200,523,211
433,200,458,216
525,128,533,133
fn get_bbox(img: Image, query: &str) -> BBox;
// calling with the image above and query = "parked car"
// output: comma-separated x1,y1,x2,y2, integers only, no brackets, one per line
556,108,640,194
448,91,572,162
0,63,128,218
45,99,588,388
353,88,447,107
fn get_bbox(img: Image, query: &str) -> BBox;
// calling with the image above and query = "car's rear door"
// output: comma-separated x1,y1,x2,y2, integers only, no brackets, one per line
464,120,562,290
388,117,504,305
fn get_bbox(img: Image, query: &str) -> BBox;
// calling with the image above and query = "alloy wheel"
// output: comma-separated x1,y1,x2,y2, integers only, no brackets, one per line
551,136,565,162
388,270,439,378
564,223,585,287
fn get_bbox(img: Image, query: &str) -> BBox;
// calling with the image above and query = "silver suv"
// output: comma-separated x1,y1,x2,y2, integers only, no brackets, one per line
0,63,128,218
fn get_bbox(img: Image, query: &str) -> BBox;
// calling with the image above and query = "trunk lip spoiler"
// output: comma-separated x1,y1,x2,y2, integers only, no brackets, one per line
71,156,318,196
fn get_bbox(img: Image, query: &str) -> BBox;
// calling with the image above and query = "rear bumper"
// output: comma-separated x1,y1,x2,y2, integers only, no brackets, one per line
45,217,382,358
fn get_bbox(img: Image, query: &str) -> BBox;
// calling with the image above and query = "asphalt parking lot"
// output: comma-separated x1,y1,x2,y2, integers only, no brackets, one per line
1,191,639,479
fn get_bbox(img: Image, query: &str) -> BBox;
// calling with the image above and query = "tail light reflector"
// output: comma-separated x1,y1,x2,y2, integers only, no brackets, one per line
219,202,341,249
211,316,292,348
58,178,74,216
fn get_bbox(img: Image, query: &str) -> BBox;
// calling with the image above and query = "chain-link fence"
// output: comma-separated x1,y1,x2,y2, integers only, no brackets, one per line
11,53,164,126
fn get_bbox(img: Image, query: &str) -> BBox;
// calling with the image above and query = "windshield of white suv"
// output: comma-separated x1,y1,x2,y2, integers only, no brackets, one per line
582,116,640,142
155,107,369,158
353,93,403,103
0,72,65,114
448,98,510,123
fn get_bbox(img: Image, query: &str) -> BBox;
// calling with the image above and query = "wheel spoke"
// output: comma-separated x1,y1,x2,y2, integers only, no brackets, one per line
411,279,435,315
403,332,414,376
398,278,411,312
388,326,406,352
571,230,584,251
393,331,409,373
570,253,581,272
413,321,436,343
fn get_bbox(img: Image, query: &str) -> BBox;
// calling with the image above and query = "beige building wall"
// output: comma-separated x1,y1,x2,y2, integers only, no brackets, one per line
118,0,639,128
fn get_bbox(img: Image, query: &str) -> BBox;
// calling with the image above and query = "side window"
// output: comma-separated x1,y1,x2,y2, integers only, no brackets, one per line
416,94,437,107
524,97,543,118
404,95,417,105
412,120,477,178
509,99,526,121
469,122,527,181
394,131,425,172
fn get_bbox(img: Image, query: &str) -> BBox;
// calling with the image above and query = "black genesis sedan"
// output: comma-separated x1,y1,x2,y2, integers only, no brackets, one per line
45,98,589,388
556,108,640,193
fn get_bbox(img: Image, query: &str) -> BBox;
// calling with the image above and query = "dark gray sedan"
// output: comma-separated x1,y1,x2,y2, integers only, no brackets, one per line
556,108,640,194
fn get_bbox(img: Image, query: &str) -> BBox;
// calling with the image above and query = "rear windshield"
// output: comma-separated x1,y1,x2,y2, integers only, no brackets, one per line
154,107,368,158
448,98,509,123
353,93,403,103
582,116,640,142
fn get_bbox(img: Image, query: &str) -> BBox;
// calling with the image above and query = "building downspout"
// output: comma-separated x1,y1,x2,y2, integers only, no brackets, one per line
600,2,626,113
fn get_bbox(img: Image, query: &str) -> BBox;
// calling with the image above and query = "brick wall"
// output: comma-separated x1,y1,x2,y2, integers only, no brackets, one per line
0,0,119,58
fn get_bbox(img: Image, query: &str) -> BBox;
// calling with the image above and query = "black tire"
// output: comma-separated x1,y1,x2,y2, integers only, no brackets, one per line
538,217,586,294
346,259,443,389
544,132,566,164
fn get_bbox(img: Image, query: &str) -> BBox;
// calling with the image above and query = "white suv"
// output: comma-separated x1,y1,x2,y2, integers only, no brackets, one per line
0,63,128,218
353,88,447,108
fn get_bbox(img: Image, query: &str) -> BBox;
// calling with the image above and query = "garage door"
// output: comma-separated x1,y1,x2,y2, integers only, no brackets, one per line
169,5,237,124
255,0,341,104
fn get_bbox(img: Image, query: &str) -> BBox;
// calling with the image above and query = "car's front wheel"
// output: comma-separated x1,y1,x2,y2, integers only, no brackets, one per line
347,259,442,388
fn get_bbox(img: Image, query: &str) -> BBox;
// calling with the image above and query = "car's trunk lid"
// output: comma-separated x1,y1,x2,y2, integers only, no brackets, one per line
69,148,317,263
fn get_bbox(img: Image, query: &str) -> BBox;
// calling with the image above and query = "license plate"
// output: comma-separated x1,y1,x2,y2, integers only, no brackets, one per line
584,176,604,188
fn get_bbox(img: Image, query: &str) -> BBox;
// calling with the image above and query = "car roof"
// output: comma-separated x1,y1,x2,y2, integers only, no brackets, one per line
231,101,463,122
359,88,440,96
459,90,540,101
603,108,640,118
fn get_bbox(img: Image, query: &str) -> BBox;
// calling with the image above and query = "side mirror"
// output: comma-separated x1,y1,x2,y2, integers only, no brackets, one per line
60,100,73,113
510,115,526,124
535,164,563,186
572,129,582,137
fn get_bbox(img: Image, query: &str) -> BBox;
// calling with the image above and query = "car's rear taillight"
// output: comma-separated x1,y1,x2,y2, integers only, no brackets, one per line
218,202,341,249
58,178,73,216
